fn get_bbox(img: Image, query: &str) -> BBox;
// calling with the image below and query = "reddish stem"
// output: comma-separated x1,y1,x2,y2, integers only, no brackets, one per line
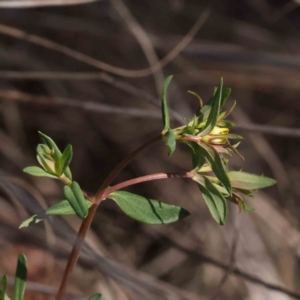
103,172,194,198
55,204,97,300
55,134,162,300
94,134,162,204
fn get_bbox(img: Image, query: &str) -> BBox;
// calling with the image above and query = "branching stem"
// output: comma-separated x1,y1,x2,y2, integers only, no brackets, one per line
55,134,162,300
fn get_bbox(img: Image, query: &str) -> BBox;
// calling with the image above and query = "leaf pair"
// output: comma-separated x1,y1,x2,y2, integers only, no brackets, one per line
193,174,227,225
64,181,89,219
20,198,93,228
0,254,27,300
108,191,190,225
23,132,72,180
161,76,176,156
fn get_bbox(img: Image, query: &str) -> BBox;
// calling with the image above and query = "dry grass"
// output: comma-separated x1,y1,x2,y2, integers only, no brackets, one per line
0,1,300,299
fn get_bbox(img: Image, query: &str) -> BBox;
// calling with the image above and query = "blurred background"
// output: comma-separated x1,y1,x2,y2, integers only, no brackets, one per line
0,0,300,299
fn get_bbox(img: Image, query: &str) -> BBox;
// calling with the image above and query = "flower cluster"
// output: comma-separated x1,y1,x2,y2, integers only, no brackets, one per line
162,77,276,224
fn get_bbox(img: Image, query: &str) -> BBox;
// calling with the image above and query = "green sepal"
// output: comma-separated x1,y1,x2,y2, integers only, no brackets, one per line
88,294,102,300
198,78,223,136
55,144,73,176
23,166,58,179
38,132,72,180
218,120,237,127
193,175,227,225
64,182,88,219
161,75,173,134
108,191,190,225
165,128,176,156
19,199,93,228
228,171,276,190
196,143,232,194
13,254,27,300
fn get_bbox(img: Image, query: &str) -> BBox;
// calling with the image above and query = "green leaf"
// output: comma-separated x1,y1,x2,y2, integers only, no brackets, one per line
56,144,73,176
88,294,102,300
38,132,61,160
47,199,92,215
220,88,231,107
38,131,72,180
161,75,173,134
199,78,223,136
185,142,205,171
165,128,176,156
0,276,7,300
108,191,190,225
19,199,93,228
199,86,230,121
196,143,232,194
19,215,43,228
193,175,227,225
64,182,88,219
23,166,58,179
13,254,27,300
228,172,276,190
36,153,56,175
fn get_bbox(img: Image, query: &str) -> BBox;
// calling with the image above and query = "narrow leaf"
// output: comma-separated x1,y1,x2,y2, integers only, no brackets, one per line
193,175,227,225
64,182,88,219
19,200,93,228
38,131,72,180
199,78,223,136
47,199,92,216
88,294,102,300
165,128,176,156
188,91,203,112
23,166,58,178
56,144,73,176
197,143,232,194
108,191,190,225
0,276,7,300
14,254,27,300
220,88,231,107
218,120,237,127
228,172,276,190
199,86,230,120
185,142,205,171
161,75,173,133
